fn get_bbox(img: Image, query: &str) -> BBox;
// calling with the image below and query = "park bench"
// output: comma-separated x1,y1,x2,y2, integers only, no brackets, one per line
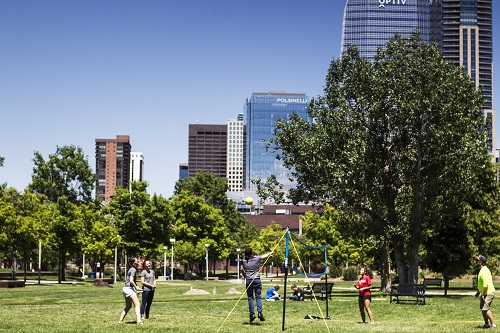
303,282,334,300
423,277,442,287
0,280,26,288
390,284,426,305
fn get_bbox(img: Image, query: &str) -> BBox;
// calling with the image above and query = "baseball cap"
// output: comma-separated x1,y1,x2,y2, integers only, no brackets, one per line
476,255,487,264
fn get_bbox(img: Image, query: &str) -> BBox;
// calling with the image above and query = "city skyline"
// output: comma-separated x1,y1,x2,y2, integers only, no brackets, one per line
1,1,499,198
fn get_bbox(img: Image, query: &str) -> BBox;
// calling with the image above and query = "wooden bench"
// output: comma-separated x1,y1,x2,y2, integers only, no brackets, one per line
206,277,219,281
303,282,334,300
423,278,442,287
0,280,26,288
390,284,426,305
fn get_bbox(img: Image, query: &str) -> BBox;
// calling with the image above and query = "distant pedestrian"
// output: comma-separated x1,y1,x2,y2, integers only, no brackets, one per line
242,247,273,322
475,255,496,329
118,258,143,325
140,261,156,320
353,267,374,324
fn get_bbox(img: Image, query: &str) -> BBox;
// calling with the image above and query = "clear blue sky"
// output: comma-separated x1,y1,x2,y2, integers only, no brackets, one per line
1,1,499,198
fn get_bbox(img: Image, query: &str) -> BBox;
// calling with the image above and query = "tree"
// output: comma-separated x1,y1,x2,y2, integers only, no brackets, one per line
269,31,497,289
169,191,232,275
301,205,376,271
29,145,96,204
0,155,4,167
174,172,258,274
0,188,49,279
106,182,170,258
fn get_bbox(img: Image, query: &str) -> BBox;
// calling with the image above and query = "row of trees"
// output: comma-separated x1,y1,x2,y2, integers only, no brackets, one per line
0,146,261,281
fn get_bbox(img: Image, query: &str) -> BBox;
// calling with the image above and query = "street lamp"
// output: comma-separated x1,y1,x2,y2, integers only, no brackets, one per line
236,248,241,280
170,238,176,281
205,244,210,281
163,246,168,281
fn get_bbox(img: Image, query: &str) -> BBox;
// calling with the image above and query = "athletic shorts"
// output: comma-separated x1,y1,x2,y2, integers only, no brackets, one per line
480,294,495,311
359,295,371,303
122,286,137,298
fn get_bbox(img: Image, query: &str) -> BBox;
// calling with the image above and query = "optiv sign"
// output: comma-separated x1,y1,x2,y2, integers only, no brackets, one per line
379,0,407,8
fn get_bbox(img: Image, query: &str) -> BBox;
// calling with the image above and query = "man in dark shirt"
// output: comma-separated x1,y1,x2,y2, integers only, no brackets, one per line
242,247,273,322
289,284,305,301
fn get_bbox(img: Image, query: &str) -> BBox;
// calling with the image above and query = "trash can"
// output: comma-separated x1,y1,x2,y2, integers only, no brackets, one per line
89,272,95,279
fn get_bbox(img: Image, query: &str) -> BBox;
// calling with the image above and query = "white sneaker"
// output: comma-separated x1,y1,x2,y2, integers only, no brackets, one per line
492,324,497,328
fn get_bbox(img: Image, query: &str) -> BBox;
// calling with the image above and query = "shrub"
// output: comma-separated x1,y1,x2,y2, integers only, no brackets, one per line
343,266,359,281
328,265,343,278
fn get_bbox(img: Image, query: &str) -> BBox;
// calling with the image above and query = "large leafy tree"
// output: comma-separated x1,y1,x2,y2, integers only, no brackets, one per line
269,32,498,289
29,145,96,204
106,181,170,258
0,188,49,279
174,172,258,268
301,205,376,271
169,191,232,275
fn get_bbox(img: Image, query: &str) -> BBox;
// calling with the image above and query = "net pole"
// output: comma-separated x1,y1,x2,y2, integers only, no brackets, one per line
282,227,290,331
324,245,330,319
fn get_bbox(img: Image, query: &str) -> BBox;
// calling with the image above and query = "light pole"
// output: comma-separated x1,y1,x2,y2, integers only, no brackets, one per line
170,238,175,281
163,246,168,281
205,244,209,281
236,248,241,280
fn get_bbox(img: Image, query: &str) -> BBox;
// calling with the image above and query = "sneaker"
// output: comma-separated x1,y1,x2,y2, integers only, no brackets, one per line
250,314,256,322
483,324,491,329
492,324,497,328
137,321,143,325
258,312,265,321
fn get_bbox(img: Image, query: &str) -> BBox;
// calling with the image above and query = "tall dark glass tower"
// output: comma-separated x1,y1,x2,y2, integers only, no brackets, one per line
432,0,494,153
245,92,309,190
341,0,432,60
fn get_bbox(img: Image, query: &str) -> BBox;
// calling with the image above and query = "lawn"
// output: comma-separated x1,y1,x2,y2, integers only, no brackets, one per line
0,279,491,333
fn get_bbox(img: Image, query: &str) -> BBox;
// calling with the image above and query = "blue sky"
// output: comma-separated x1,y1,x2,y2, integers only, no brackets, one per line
0,1,499,198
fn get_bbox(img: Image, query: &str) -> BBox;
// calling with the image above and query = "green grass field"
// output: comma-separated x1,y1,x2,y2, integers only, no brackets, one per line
0,279,492,333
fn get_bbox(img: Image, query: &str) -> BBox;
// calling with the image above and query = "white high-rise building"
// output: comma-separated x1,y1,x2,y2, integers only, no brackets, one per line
130,152,144,183
227,114,245,192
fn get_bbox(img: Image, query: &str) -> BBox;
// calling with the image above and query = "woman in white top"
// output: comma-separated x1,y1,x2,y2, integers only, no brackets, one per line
118,258,143,324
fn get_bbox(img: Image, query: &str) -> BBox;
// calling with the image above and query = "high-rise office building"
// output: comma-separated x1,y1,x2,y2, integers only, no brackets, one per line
188,124,228,179
95,135,131,202
245,92,309,190
431,0,494,153
341,0,431,60
188,118,247,191
130,152,144,183
227,114,246,192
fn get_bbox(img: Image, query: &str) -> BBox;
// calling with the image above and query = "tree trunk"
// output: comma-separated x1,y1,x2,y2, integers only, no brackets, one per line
11,247,17,279
379,240,391,292
394,246,407,284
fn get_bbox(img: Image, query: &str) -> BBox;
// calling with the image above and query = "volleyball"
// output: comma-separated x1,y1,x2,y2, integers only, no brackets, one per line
245,197,253,205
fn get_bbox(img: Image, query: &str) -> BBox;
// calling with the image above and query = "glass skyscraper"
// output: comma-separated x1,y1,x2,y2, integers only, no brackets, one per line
432,0,494,153
341,0,432,60
245,92,309,191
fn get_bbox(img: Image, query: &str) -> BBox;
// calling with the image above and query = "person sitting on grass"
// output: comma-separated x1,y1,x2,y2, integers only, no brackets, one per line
289,284,305,301
265,285,281,301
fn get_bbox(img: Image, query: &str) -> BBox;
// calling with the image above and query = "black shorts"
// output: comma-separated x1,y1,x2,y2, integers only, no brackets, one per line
359,295,371,303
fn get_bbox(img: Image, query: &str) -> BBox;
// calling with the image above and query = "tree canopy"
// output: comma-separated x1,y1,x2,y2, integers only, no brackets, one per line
29,145,96,204
269,31,499,289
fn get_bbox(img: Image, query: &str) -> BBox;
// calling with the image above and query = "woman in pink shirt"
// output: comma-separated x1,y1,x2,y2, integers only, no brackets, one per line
353,267,374,324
